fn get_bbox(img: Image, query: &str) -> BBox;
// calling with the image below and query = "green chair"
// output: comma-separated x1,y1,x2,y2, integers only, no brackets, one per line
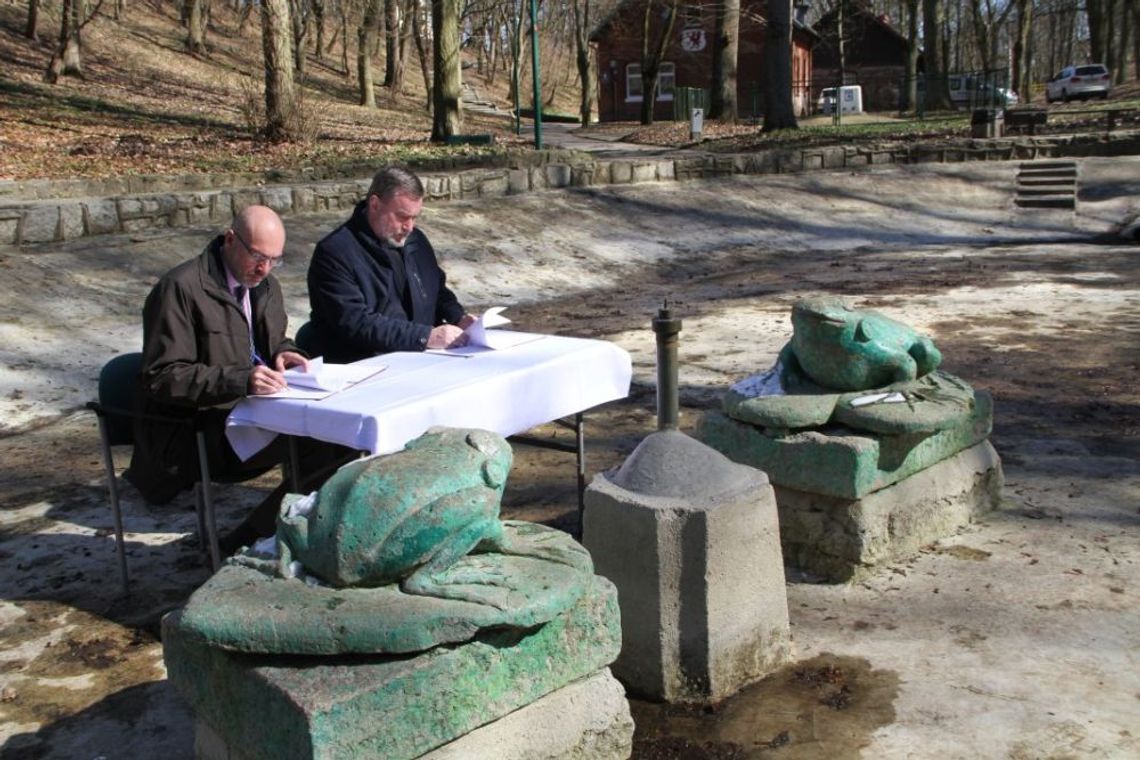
87,352,222,594
294,320,321,358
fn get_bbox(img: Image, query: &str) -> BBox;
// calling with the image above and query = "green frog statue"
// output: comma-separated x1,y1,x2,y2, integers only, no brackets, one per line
277,427,585,602
724,297,975,435
176,428,594,655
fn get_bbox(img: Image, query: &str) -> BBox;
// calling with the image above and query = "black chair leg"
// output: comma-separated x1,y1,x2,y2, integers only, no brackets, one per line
195,431,221,571
95,415,130,595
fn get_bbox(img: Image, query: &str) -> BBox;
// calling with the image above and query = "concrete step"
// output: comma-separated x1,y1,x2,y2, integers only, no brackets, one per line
1018,169,1078,180
1018,161,1077,170
1017,187,1076,197
1018,176,1076,186
1015,196,1076,209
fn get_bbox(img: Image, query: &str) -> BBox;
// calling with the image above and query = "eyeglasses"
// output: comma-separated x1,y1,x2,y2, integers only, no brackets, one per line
230,228,285,269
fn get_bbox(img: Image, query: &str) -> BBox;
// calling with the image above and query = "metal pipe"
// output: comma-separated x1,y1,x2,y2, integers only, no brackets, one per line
652,301,682,430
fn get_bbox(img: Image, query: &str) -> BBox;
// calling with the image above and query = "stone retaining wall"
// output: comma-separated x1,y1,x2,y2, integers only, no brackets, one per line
2,132,1137,246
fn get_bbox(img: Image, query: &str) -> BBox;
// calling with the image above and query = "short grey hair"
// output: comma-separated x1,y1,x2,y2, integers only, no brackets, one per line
367,166,424,203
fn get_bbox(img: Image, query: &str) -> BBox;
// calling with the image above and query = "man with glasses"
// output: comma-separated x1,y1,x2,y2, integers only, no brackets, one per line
307,165,475,362
127,205,308,508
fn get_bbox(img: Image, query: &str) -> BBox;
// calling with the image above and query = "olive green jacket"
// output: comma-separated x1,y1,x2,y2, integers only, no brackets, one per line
127,238,299,504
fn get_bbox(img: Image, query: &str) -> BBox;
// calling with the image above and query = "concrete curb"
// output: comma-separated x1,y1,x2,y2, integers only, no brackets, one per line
3,131,1137,246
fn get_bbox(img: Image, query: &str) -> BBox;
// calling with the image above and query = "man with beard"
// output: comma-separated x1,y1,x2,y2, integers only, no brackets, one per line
307,166,475,362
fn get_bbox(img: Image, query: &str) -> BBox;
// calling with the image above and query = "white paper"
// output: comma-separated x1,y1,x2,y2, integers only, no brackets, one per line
255,358,386,399
427,307,545,355
464,306,512,348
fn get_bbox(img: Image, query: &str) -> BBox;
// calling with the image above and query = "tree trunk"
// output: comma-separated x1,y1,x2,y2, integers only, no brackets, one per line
313,0,324,61
763,0,797,130
923,0,952,109
261,0,297,140
1114,0,1131,83
186,0,207,55
709,0,739,122
358,0,381,107
412,0,431,111
430,0,461,141
339,9,348,75
289,0,308,74
1133,0,1140,79
639,0,679,126
905,0,919,111
571,0,594,126
1087,0,1109,64
44,0,84,82
25,0,39,40
1012,0,1033,101
383,0,398,86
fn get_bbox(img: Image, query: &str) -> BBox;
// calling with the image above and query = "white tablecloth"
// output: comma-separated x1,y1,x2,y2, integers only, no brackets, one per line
225,334,633,461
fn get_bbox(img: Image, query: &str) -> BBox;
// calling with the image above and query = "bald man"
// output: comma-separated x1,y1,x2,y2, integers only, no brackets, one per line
127,205,309,505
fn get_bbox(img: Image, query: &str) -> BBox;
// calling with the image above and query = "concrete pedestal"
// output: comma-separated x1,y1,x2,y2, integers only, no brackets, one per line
583,431,792,704
194,669,634,760
164,574,624,760
775,441,1003,582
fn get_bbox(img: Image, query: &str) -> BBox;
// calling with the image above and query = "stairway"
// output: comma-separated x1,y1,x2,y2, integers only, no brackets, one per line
461,82,503,116
1014,160,1077,210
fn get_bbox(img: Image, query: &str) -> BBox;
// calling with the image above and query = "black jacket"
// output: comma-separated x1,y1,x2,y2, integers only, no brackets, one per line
307,202,465,362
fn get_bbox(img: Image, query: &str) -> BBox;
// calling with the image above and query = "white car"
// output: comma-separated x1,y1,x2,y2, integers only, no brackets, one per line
1045,64,1112,103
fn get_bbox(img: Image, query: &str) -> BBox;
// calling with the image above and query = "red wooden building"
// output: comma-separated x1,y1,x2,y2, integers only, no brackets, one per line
590,0,817,122
812,0,917,111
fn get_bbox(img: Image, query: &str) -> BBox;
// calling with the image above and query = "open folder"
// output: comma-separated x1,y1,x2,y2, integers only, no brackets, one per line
255,358,386,400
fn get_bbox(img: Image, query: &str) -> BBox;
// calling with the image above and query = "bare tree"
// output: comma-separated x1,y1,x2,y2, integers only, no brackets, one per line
967,0,1014,74
289,0,311,74
383,0,400,85
262,0,298,140
763,0,797,130
411,0,432,109
922,0,953,109
431,0,462,140
709,0,740,122
358,0,382,106
186,0,207,54
1011,0,1033,99
26,0,40,40
44,0,105,82
905,0,919,111
638,0,680,125
570,0,595,125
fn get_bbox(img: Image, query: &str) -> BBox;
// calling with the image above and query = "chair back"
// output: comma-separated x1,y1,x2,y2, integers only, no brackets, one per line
97,352,143,445
294,321,321,357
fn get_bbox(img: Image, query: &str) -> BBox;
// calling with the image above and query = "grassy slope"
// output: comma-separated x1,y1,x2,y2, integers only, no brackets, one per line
0,2,571,181
1,3,1137,180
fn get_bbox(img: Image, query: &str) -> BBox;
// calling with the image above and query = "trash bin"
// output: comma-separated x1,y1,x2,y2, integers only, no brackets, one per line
971,107,1004,138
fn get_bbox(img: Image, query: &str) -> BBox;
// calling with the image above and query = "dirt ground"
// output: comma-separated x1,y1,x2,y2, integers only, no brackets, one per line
1,158,1139,758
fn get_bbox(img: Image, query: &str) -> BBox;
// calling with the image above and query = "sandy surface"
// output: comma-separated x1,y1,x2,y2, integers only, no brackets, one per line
1,158,1138,758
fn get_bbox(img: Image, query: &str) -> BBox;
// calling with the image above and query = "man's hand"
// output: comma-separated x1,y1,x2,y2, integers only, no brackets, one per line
275,351,309,372
427,324,468,349
456,313,477,329
248,365,288,395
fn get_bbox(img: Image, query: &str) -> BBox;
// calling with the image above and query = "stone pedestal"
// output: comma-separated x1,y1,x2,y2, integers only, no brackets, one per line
582,430,792,704
164,573,629,760
775,441,1003,581
194,669,633,760
700,402,1002,582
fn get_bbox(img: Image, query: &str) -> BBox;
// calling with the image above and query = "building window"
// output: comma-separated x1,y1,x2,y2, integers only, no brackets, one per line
626,62,675,102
